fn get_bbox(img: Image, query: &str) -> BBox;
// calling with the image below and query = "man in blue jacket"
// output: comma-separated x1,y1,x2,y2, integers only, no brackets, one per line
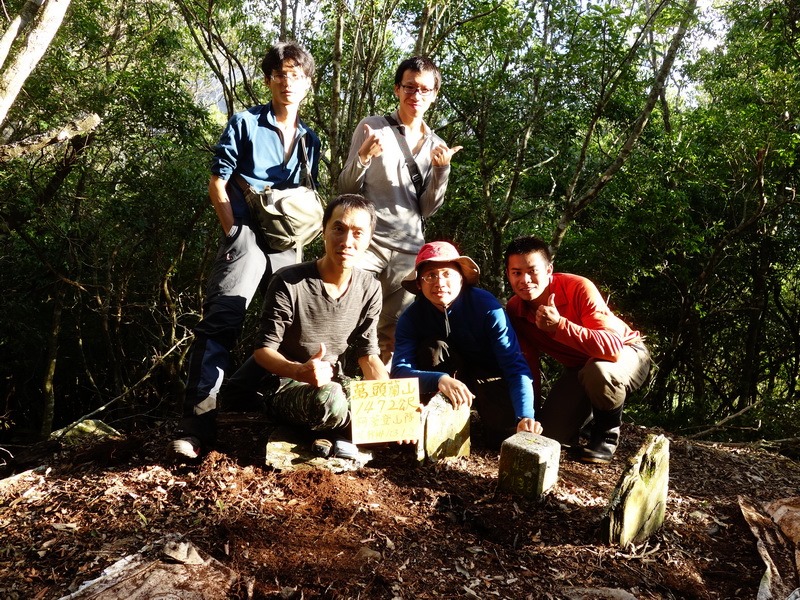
390,241,541,448
170,41,321,460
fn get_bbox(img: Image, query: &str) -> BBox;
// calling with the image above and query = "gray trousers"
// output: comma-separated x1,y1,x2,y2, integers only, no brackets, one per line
537,343,651,444
180,219,296,445
356,242,417,363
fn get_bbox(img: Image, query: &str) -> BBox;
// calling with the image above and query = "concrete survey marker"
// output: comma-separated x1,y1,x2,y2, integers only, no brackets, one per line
497,432,561,500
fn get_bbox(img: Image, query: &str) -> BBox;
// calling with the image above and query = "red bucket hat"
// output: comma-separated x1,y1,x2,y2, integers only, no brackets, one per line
401,241,480,293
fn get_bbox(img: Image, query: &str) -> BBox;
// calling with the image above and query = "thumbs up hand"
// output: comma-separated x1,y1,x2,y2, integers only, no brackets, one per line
357,124,384,165
295,343,333,386
535,293,561,333
311,343,326,361
431,142,463,166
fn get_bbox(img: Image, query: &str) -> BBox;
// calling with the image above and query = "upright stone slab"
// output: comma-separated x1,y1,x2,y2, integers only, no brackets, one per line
497,432,561,499
601,433,669,546
415,394,470,462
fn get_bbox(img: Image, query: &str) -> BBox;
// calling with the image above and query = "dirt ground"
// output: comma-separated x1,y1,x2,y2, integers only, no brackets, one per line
1,414,799,600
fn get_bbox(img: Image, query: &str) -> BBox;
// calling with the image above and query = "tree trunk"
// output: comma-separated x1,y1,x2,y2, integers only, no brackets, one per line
0,113,100,162
550,0,697,251
0,0,43,70
280,0,288,41
328,3,345,184
40,282,65,439
0,0,71,127
738,232,770,410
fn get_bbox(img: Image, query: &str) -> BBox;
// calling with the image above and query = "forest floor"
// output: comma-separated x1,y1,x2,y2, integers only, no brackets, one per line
1,413,799,600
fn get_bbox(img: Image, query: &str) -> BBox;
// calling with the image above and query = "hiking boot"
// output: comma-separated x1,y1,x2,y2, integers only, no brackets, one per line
580,427,621,463
332,440,361,461
580,406,623,465
311,438,333,458
564,417,595,450
167,436,202,462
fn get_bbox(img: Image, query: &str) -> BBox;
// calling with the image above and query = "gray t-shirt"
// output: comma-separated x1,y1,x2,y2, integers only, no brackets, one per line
256,261,381,364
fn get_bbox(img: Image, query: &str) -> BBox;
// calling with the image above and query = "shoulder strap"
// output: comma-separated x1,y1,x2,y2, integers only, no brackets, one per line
234,133,315,195
384,114,424,198
234,174,257,195
298,134,316,190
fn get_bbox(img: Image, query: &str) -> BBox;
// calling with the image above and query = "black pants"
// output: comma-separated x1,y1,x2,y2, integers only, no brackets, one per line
417,340,517,449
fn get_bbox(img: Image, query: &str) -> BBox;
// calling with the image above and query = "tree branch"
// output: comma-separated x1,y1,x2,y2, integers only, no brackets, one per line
0,113,101,161
685,399,761,439
552,0,698,250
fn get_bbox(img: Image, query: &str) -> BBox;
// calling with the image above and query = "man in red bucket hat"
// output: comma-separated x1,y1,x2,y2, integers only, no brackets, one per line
390,241,541,448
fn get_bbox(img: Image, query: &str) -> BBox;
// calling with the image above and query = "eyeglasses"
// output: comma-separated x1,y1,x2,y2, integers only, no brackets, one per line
270,72,307,83
400,85,435,97
420,270,457,284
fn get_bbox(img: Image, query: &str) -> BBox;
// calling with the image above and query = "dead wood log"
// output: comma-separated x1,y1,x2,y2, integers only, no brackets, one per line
0,112,101,161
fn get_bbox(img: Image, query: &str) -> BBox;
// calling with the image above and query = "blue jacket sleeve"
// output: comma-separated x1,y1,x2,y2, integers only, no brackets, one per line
484,303,536,420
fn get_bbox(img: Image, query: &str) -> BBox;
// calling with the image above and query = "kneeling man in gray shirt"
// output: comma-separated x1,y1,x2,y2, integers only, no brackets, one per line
249,194,388,439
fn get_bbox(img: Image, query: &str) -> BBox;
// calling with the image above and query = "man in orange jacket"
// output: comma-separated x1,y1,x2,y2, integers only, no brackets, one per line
504,236,651,464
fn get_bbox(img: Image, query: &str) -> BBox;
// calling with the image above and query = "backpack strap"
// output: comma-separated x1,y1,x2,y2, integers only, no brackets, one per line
298,133,316,190
384,114,424,198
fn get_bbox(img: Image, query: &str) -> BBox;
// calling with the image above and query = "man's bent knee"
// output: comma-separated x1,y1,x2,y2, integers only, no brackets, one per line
313,382,350,430
578,361,625,412
269,380,349,430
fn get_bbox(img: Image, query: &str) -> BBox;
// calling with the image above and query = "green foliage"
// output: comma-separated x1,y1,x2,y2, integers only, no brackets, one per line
0,0,216,435
565,0,800,437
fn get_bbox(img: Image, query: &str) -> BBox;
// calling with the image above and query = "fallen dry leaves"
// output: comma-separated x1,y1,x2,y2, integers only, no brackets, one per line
0,419,799,599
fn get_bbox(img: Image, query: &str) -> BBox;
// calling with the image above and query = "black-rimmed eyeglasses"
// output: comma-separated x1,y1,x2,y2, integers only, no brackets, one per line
400,85,435,97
